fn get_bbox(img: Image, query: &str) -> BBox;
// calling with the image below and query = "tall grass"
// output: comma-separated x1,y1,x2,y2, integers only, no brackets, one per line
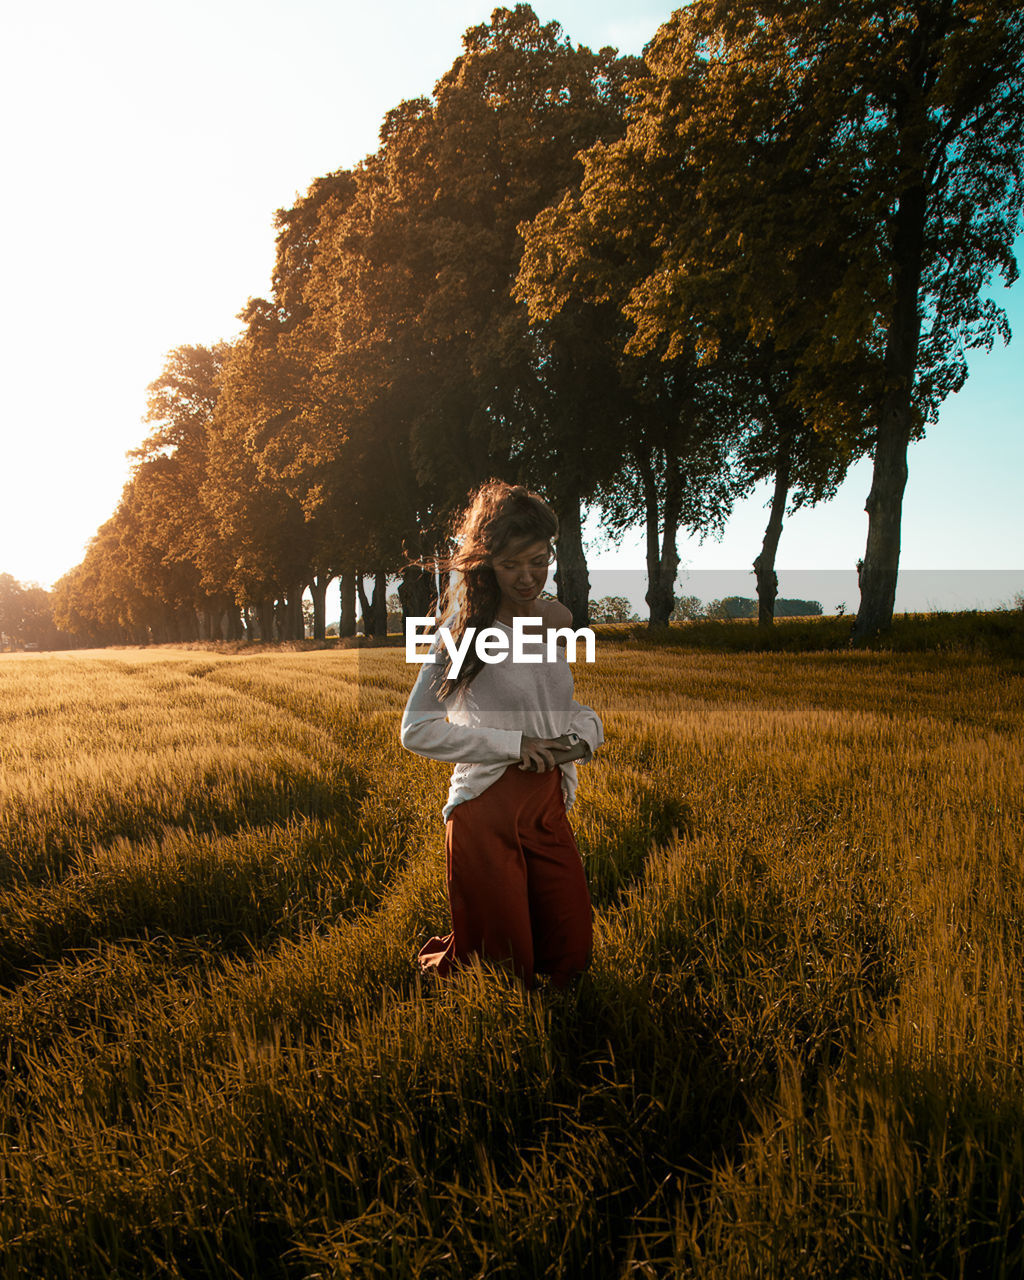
0,637,1022,1277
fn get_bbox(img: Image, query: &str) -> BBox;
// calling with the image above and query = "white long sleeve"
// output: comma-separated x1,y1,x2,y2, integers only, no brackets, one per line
400,659,524,764
399,622,603,823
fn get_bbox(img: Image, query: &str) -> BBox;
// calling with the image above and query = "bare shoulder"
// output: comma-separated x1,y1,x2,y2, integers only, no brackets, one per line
541,598,574,629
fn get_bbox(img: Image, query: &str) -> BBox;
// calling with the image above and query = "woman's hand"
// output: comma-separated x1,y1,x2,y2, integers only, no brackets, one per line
519,734,588,771
518,735,565,772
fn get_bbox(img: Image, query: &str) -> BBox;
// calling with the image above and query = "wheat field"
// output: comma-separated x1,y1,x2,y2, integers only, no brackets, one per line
1,638,1022,1278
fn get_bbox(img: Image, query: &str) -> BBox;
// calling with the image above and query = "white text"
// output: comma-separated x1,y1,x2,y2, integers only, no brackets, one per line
405,616,596,676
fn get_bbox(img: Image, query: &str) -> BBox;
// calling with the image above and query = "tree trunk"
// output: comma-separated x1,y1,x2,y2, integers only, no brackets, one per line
373,569,388,637
309,576,329,642
853,181,926,644
639,449,682,628
259,597,275,642
274,595,288,642
753,442,791,628
553,491,590,630
398,563,433,624
290,584,305,640
853,411,911,641
356,574,372,635
356,572,388,637
339,567,357,637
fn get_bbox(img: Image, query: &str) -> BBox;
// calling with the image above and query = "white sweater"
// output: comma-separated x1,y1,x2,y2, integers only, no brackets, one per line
400,619,604,823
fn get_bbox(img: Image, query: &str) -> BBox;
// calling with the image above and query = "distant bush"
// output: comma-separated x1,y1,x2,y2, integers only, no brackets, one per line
700,595,823,620
670,594,704,622
776,597,824,617
589,595,641,623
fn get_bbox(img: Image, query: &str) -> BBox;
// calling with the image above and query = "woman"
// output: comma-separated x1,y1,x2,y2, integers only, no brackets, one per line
400,479,603,990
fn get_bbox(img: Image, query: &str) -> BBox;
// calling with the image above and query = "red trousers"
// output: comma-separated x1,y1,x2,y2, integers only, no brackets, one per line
417,763,592,989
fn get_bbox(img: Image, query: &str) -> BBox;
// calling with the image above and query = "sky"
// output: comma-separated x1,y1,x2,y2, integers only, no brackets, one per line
1,0,1021,614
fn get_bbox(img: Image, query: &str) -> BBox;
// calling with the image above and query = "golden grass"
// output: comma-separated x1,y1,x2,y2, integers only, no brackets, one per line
0,640,1022,1277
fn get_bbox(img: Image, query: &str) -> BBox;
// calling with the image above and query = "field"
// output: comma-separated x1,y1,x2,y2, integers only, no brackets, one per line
1,631,1023,1278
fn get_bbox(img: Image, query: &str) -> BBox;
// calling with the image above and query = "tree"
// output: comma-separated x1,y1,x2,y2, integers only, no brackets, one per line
425,8,641,628
670,594,704,622
0,573,23,644
776,598,822,618
52,511,160,645
701,0,1023,640
0,574,56,647
833,1,1024,638
259,169,380,640
598,352,756,626
520,1,1023,636
130,342,239,638
517,6,877,629
317,5,642,627
628,3,1023,638
519,217,759,628
204,330,314,640
589,595,640,623
703,595,823,619
739,349,865,627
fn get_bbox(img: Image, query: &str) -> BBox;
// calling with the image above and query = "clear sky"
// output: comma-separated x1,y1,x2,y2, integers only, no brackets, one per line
2,0,1021,612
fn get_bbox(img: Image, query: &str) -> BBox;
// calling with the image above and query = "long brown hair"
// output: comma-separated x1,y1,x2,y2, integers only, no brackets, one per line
433,479,557,700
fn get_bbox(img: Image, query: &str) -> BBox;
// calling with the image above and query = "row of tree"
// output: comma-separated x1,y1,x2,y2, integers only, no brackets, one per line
0,574,63,650
48,2,1022,648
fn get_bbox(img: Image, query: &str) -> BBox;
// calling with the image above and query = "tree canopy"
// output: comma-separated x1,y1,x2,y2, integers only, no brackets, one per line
518,0,1023,636
48,2,1022,647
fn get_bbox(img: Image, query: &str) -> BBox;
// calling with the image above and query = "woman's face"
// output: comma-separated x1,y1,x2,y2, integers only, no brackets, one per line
491,540,552,611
